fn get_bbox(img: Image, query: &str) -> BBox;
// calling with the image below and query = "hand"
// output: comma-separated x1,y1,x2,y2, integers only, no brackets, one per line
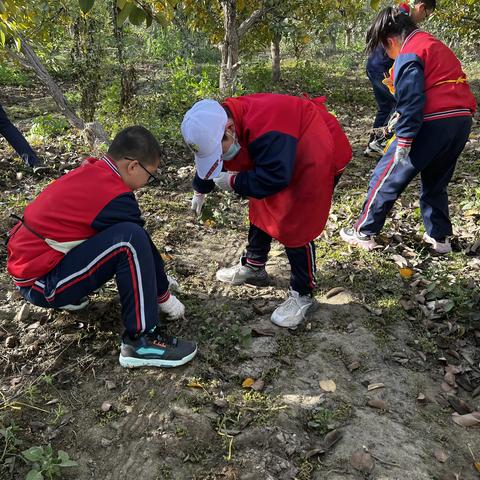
213,172,236,191
394,145,411,165
159,293,185,320
191,191,205,216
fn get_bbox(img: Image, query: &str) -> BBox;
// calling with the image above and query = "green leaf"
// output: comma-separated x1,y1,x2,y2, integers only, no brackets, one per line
26,470,43,480
79,0,95,14
117,2,133,26
129,6,146,26
0,1,5,14
22,446,45,462
370,0,381,9
57,450,78,468
117,0,127,8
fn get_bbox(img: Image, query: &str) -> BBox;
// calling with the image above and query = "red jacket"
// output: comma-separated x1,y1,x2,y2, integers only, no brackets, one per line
222,94,352,247
7,156,142,286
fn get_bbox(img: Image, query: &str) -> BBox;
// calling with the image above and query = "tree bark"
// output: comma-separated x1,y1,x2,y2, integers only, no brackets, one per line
111,0,135,111
218,1,265,96
271,32,281,83
17,35,108,146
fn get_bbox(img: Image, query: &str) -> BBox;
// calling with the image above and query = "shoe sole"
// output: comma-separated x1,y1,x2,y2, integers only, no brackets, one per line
340,230,377,251
271,301,320,329
119,347,197,368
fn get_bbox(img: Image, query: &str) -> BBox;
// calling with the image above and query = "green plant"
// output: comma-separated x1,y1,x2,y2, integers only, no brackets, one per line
21,444,77,480
28,115,69,139
0,63,31,86
0,422,23,466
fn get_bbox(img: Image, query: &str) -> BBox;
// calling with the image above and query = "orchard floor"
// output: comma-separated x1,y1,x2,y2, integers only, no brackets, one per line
0,73,479,480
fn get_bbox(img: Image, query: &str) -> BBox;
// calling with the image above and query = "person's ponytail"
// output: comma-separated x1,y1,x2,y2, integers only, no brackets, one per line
366,6,417,55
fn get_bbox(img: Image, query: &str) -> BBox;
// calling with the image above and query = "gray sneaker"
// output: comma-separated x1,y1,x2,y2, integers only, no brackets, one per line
216,263,269,286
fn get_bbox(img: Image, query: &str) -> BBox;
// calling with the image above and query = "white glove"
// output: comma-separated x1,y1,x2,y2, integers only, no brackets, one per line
159,294,185,320
394,145,411,165
213,172,235,191
191,191,206,216
166,275,179,292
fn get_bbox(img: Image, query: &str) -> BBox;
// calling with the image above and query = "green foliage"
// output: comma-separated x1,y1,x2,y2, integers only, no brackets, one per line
28,114,69,138
22,444,77,480
0,62,30,86
0,422,22,467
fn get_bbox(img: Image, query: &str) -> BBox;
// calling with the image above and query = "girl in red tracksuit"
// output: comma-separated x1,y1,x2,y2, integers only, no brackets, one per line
341,6,476,254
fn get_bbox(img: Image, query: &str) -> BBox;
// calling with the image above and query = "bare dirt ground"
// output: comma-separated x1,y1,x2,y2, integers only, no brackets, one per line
0,76,479,480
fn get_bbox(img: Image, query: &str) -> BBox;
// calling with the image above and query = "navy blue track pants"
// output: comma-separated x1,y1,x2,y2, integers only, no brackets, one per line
19,222,169,335
242,223,317,295
367,69,396,129
355,116,472,240
0,103,38,166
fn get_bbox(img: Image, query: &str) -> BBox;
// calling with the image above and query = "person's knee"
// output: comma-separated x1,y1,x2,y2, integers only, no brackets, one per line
113,222,149,246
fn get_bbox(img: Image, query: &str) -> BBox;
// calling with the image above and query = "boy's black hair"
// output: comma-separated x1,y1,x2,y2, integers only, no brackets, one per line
108,126,162,166
366,6,418,55
414,0,436,10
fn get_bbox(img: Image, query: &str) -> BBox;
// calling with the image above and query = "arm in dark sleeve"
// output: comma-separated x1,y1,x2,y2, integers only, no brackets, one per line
233,131,297,200
394,56,425,147
192,172,215,194
92,192,144,231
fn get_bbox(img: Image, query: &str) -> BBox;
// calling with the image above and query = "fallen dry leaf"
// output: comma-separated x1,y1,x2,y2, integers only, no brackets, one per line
399,267,414,279
434,449,449,463
367,383,385,391
319,379,337,392
451,411,480,427
325,287,345,299
444,372,457,387
367,399,386,410
417,393,427,403
101,401,112,412
351,450,375,473
347,361,361,372
187,381,205,389
305,430,343,460
242,378,255,388
447,396,473,415
251,379,265,391
475,462,480,473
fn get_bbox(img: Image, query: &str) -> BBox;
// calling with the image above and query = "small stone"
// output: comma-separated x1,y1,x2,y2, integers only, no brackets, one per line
15,304,31,323
101,438,113,447
101,401,112,412
5,336,18,348
124,405,133,414
105,380,116,390
16,172,23,181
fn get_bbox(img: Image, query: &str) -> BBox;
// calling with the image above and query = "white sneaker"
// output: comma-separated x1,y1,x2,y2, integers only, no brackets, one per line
216,263,269,286
60,297,90,311
422,233,452,254
271,290,317,329
340,227,378,251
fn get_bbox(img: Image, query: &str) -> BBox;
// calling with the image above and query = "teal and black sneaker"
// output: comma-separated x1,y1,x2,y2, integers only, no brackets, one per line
119,327,197,368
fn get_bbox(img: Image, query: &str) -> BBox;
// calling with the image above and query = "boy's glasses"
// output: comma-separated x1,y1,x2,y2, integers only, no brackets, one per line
125,157,160,185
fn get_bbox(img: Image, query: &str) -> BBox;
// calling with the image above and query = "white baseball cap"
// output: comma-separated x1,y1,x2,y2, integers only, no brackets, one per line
181,99,227,180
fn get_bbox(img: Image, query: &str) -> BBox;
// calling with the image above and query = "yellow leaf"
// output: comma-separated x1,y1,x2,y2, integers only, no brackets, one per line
204,219,215,228
242,378,254,388
399,267,414,279
187,381,204,388
319,379,336,392
475,462,480,473
161,252,173,262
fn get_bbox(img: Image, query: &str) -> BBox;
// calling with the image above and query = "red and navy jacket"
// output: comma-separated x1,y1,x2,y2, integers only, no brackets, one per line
7,156,144,287
392,30,477,149
194,94,352,247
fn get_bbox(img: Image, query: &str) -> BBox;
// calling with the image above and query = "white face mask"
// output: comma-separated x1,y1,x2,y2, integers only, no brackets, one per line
222,130,241,161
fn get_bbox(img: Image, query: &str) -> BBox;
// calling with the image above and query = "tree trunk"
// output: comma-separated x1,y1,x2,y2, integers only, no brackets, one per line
111,0,135,111
345,27,353,47
219,0,239,96
17,35,108,146
218,1,265,95
271,32,281,83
